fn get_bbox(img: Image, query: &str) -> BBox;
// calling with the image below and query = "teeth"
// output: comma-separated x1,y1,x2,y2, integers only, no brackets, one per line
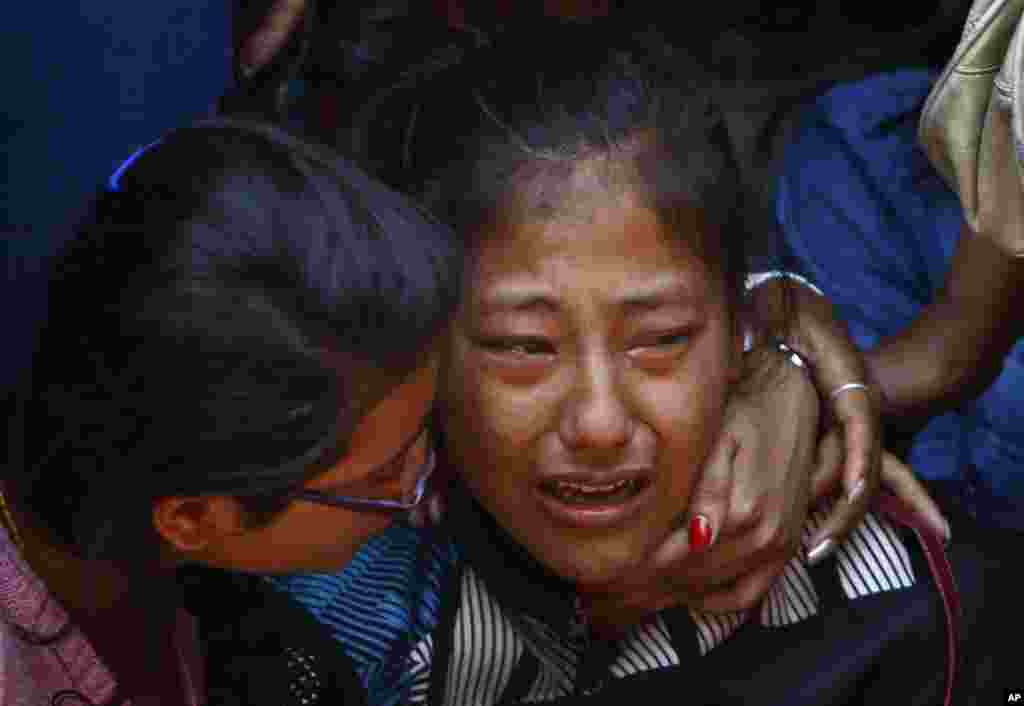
556,479,631,494
546,478,641,504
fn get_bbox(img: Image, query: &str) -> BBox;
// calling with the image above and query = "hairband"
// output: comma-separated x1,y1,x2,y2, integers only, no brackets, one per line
107,138,163,192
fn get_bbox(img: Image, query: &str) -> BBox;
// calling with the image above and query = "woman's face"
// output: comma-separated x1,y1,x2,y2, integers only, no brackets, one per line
183,355,439,573
442,189,741,589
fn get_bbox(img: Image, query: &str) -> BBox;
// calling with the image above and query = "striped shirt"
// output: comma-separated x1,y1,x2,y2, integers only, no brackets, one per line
404,499,916,704
271,496,919,706
268,523,458,706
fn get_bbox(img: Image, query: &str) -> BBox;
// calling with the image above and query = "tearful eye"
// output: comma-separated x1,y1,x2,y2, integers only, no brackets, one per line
631,331,691,352
478,337,556,357
626,330,693,368
652,332,690,347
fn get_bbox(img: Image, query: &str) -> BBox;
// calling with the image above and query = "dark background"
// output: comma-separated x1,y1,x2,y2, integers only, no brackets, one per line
3,2,230,389
2,0,972,391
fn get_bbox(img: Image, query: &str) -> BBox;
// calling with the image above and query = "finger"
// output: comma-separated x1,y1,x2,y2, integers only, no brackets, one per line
805,390,880,554
829,385,880,501
660,434,738,564
781,286,881,503
719,430,772,536
806,403,881,555
240,0,307,73
650,519,692,570
879,452,950,542
808,428,844,501
805,467,873,562
687,559,788,614
652,519,795,599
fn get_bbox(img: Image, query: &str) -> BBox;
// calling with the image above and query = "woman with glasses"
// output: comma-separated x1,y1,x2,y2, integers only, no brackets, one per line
0,118,460,705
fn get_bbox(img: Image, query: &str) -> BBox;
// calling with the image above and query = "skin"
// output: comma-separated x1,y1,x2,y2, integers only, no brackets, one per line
866,231,1024,422
236,0,949,615
154,354,440,573
442,183,742,589
5,355,439,704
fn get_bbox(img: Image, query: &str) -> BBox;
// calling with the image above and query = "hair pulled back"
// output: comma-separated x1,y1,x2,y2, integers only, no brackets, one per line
11,119,461,561
324,18,750,298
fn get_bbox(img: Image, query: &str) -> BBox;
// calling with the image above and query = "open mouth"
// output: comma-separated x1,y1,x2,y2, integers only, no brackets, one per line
540,477,649,506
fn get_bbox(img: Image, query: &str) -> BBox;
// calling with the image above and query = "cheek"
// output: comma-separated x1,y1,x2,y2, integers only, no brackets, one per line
442,343,558,468
638,352,731,484
290,500,388,542
220,503,396,573
295,508,394,571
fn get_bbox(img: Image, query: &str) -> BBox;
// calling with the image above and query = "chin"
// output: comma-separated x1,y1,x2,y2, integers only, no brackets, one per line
535,532,653,590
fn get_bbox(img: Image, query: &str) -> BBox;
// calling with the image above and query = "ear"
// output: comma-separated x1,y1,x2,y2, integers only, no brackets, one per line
151,495,247,555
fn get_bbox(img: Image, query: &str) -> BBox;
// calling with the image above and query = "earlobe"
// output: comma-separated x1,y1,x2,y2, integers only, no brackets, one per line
152,495,245,555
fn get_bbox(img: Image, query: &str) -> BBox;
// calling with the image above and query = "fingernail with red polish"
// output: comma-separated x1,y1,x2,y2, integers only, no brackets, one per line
689,514,713,552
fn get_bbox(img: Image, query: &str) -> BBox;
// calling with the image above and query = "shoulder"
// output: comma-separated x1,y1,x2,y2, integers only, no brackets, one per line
269,523,459,704
181,523,459,706
179,564,366,705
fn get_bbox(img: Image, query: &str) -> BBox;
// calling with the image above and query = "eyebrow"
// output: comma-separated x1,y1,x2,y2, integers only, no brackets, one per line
618,278,701,312
479,285,560,314
479,276,701,314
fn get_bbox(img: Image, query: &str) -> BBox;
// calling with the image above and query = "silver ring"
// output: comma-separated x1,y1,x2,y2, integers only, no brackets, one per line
775,340,809,369
829,382,870,402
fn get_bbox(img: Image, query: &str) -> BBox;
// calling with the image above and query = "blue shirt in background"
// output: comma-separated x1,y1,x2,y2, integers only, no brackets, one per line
777,70,1023,531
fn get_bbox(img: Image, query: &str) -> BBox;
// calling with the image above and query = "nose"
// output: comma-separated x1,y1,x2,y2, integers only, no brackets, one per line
558,350,633,452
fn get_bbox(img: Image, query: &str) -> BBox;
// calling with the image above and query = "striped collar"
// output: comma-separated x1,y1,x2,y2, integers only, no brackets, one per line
264,488,921,705
408,488,919,704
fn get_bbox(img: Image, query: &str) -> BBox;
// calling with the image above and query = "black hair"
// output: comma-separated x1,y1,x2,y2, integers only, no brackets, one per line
10,119,461,561
321,18,753,303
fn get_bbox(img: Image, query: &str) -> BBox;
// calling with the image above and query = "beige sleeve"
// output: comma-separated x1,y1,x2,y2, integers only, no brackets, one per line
919,0,1024,257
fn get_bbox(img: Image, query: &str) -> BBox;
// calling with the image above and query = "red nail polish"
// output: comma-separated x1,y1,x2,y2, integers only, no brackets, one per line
689,515,713,552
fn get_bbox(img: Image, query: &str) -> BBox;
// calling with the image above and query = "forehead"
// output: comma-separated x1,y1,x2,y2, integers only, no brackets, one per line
469,190,717,309
502,135,654,225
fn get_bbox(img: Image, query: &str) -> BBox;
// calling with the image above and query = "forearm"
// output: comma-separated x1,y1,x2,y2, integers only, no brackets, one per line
866,224,1024,418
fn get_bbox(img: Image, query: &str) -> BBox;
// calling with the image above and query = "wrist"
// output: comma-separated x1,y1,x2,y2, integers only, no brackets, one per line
746,334,810,371
743,270,823,352
739,334,816,402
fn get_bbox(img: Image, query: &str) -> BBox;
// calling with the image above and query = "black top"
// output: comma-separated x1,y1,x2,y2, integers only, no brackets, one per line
178,564,366,706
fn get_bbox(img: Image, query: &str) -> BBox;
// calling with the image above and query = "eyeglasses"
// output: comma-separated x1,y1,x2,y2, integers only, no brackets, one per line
290,419,435,512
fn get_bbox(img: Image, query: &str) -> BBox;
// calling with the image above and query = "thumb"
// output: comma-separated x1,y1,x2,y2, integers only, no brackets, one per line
652,434,736,568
